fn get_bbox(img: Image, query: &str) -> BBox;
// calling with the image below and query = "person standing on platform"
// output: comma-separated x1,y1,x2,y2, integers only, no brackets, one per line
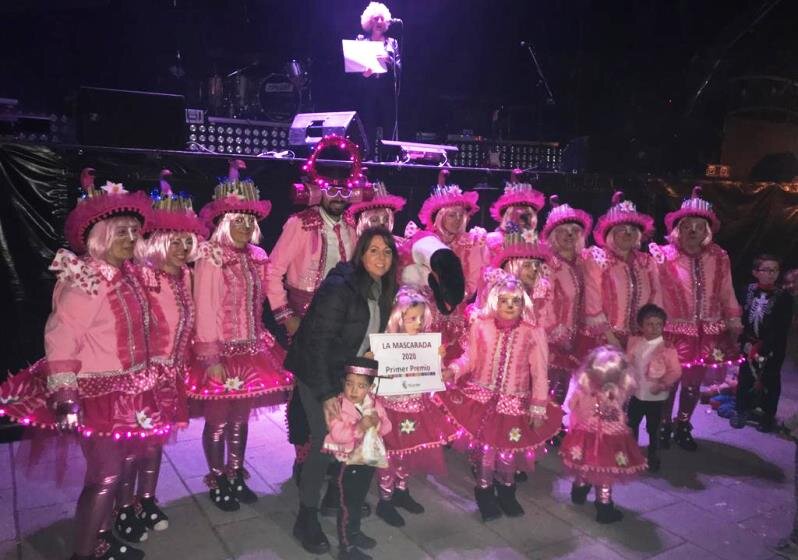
485,169,545,261
356,2,401,156
539,195,593,407
583,192,661,350
649,186,742,451
190,161,293,512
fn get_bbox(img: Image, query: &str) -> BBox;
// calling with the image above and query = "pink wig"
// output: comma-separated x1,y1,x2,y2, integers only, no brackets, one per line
480,275,534,323
666,217,713,247
548,222,586,255
386,287,433,334
433,206,469,238
86,215,142,261
361,1,391,31
574,345,637,408
134,231,199,269
356,207,395,238
210,212,262,247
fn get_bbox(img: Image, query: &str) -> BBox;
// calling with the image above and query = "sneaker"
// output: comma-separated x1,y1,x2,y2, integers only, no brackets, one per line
137,497,168,532
392,488,424,514
95,530,145,560
114,505,148,543
292,505,330,555
376,498,405,527
349,531,377,550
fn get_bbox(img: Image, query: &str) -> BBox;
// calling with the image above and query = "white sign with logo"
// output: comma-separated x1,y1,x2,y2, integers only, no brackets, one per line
368,333,445,396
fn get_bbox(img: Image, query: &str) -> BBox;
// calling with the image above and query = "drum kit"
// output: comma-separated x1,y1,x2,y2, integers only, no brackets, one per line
202,58,310,122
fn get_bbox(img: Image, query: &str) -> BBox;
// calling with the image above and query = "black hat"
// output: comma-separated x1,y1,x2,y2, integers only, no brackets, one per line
345,356,379,377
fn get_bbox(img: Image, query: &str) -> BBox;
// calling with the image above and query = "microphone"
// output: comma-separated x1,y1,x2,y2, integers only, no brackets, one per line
389,17,403,24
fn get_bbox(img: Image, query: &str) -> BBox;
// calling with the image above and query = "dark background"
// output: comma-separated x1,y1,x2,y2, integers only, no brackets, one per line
2,0,797,174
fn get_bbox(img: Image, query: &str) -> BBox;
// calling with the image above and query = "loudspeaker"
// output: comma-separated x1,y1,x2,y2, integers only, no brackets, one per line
288,111,368,155
77,87,186,150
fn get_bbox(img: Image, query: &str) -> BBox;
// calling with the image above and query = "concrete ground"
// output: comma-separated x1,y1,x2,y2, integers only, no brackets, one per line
2,345,797,560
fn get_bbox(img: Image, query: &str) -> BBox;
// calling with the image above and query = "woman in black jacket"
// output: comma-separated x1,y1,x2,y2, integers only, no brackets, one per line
287,226,398,554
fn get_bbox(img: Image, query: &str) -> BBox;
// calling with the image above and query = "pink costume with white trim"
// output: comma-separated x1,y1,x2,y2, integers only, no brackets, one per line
323,394,393,463
583,192,660,349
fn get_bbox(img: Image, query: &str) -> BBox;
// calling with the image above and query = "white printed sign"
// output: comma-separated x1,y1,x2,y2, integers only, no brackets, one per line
368,333,445,396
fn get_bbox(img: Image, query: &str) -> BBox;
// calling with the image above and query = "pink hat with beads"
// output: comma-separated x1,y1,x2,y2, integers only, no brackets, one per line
540,195,593,242
592,191,655,248
418,170,479,230
489,169,545,223
198,160,272,230
664,186,720,233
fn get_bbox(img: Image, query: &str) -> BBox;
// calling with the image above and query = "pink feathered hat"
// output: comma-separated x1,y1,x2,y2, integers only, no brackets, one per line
490,223,550,268
489,169,545,223
664,186,720,233
592,191,655,248
199,160,272,230
145,170,208,238
540,195,593,242
64,168,152,254
346,181,406,220
418,170,479,230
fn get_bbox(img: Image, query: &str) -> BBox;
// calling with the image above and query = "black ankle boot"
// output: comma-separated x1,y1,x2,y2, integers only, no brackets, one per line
114,505,148,543
659,423,672,450
495,483,525,517
673,421,698,452
96,530,145,560
293,504,331,554
376,498,405,527
474,486,502,522
231,469,258,504
137,496,169,531
595,501,623,524
392,488,424,514
570,482,592,505
209,474,240,512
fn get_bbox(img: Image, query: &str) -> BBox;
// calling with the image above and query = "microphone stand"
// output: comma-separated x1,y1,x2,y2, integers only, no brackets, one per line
391,20,403,142
521,42,555,105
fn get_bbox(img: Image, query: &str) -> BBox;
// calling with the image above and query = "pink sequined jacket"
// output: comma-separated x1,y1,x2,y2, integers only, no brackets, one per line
545,251,589,348
449,317,550,409
323,394,393,462
193,241,271,365
648,242,742,337
44,249,155,402
584,247,662,338
266,207,356,322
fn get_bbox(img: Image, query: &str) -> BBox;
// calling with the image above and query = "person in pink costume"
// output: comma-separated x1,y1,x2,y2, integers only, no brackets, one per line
345,180,407,244
439,272,563,522
485,169,545,261
191,160,293,511
539,195,594,406
322,357,392,560
111,171,207,541
648,186,742,451
0,169,164,560
559,346,647,524
371,286,456,528
408,170,487,363
583,191,661,350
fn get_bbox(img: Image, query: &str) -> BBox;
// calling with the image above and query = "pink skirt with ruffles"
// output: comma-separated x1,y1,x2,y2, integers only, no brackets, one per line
665,331,742,369
559,426,647,486
378,393,458,475
438,382,563,455
0,358,170,440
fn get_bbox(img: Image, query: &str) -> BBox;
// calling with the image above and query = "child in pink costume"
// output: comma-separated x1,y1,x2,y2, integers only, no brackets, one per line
539,195,594,405
113,172,207,541
412,170,488,363
439,272,562,521
649,186,742,451
559,346,647,524
323,358,392,560
0,170,165,560
373,287,456,528
191,161,293,511
584,192,661,349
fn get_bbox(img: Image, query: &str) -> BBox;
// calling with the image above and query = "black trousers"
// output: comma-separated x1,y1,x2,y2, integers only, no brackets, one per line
331,461,375,548
296,381,332,508
736,355,785,418
627,397,663,455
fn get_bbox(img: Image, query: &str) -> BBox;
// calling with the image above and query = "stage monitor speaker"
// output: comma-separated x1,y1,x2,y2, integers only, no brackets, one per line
77,87,186,150
288,111,368,156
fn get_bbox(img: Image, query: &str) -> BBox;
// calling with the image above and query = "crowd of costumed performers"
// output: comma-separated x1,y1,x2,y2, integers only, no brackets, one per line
1,134,792,560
